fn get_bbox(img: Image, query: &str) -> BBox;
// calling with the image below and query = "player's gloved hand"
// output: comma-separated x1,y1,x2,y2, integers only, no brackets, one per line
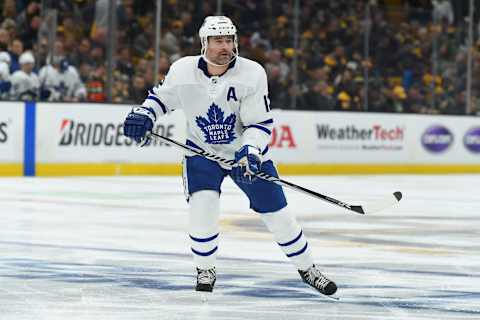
232,145,262,184
123,106,156,146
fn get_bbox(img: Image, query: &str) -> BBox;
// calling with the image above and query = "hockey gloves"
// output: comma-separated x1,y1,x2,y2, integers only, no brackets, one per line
232,145,262,184
123,107,156,145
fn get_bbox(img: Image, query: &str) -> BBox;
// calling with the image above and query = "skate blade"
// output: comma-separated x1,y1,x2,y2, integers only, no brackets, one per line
306,287,340,301
198,291,212,303
324,294,340,301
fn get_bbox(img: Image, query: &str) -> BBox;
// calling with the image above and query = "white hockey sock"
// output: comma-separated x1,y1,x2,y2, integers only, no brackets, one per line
189,190,220,270
260,208,314,271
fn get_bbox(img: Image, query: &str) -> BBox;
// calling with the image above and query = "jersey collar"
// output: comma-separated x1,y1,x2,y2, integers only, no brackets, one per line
197,57,236,78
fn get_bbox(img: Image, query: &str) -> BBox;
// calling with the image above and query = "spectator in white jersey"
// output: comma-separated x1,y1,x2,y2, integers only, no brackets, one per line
123,16,337,297
9,51,39,101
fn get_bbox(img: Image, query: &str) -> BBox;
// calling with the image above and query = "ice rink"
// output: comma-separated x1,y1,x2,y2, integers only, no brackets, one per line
0,174,479,320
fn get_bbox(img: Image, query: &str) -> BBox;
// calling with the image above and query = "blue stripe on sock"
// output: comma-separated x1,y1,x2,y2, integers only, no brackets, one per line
286,242,308,258
190,233,219,243
191,246,218,256
278,231,303,247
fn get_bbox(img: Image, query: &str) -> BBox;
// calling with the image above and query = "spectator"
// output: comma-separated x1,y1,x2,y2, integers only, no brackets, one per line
116,47,134,78
0,28,10,51
86,64,106,102
15,1,42,49
8,38,24,73
305,82,336,111
432,0,454,24
69,38,93,67
128,74,148,103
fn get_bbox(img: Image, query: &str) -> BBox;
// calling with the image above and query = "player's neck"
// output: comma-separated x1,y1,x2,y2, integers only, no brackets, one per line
207,64,229,76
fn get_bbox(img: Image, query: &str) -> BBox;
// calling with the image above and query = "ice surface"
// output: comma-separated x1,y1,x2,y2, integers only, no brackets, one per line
0,175,479,319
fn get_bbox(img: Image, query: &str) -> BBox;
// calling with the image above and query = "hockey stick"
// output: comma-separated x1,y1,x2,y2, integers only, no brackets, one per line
149,132,402,215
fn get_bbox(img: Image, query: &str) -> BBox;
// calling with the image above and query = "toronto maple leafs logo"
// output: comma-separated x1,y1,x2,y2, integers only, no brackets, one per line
196,103,236,144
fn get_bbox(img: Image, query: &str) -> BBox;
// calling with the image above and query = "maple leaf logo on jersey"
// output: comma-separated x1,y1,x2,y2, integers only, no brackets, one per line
196,103,236,144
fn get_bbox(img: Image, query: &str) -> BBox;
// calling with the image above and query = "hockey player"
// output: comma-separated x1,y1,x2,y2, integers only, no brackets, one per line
9,51,40,101
0,51,11,99
123,16,337,296
38,55,87,102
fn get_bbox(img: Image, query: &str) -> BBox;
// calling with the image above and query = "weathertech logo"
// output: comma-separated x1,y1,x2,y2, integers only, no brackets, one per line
59,119,174,147
316,123,405,151
317,124,404,141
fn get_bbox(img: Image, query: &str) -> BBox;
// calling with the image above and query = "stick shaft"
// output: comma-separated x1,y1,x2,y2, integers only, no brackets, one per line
150,133,365,214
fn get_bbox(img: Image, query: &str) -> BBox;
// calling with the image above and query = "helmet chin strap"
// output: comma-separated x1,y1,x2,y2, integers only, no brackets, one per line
201,42,238,67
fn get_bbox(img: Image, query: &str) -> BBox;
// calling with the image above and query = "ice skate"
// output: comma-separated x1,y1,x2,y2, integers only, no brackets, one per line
196,267,216,292
298,264,337,296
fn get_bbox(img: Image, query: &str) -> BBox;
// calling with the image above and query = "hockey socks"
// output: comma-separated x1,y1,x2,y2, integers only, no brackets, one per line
260,208,314,270
189,190,221,269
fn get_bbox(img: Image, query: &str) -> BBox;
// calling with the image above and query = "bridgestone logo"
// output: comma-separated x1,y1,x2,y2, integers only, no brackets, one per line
59,119,174,147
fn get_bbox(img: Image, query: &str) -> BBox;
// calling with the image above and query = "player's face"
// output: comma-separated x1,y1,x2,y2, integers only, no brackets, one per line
22,62,34,73
206,36,234,65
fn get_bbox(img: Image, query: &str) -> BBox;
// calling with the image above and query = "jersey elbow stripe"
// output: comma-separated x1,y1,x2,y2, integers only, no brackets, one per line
146,95,168,114
244,124,271,135
258,119,273,125
278,230,303,247
190,233,219,242
191,246,218,256
261,146,269,156
286,242,308,257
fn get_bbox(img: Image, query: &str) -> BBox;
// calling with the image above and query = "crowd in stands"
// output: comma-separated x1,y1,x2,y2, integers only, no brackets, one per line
0,0,479,115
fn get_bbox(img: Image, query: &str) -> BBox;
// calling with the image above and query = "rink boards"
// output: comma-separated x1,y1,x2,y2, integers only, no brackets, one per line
1,101,479,176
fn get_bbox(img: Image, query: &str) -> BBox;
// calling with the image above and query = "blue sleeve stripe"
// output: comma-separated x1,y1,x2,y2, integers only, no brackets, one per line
191,246,218,256
190,233,219,243
258,119,273,125
286,242,308,258
146,95,167,114
244,124,271,135
278,230,303,247
143,106,157,120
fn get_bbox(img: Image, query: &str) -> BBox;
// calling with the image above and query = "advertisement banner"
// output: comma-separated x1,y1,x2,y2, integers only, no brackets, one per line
412,116,480,163
36,103,186,163
33,104,480,170
269,111,409,163
0,102,24,162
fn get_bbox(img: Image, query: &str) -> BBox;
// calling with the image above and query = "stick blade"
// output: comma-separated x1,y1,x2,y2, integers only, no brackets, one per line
350,205,365,215
358,191,403,215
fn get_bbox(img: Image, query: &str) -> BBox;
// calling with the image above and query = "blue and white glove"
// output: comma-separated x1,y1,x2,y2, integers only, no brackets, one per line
232,145,262,184
123,106,156,145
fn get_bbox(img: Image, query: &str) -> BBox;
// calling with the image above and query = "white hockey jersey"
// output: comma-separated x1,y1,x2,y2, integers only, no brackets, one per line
38,65,87,101
0,61,9,81
9,70,40,101
142,56,273,161
0,61,10,99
